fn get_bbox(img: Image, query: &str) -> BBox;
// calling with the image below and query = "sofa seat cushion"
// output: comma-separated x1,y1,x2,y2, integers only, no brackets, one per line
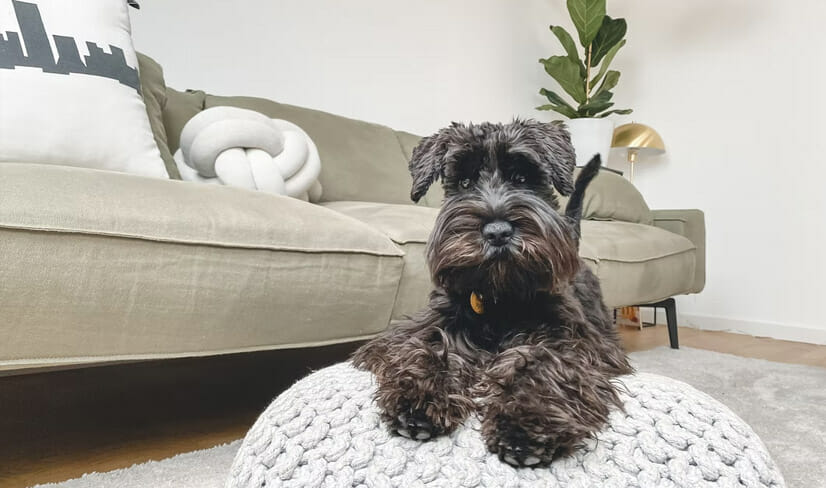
580,220,697,308
0,163,404,369
322,201,438,320
323,202,698,315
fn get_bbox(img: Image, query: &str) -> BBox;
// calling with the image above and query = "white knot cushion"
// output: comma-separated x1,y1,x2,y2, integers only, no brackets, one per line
226,363,785,488
174,106,323,201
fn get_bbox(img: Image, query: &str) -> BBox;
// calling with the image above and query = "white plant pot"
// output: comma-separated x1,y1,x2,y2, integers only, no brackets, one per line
565,118,615,166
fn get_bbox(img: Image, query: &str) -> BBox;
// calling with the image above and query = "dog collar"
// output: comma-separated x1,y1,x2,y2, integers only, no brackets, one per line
470,291,484,315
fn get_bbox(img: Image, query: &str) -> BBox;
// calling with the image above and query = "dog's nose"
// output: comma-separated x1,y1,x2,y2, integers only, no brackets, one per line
483,220,514,246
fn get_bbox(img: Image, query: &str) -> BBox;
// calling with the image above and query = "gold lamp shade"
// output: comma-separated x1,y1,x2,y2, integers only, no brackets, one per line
611,123,666,181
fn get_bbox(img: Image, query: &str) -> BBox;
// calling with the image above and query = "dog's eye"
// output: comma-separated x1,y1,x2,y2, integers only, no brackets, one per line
512,174,527,184
460,178,472,189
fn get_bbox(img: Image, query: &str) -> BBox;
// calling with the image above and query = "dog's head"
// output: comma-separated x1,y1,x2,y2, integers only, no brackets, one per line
410,119,579,302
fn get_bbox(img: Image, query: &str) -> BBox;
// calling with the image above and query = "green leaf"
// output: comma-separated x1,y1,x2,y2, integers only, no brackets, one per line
540,56,587,104
567,0,605,47
536,103,580,119
590,16,626,66
538,88,585,119
549,25,586,76
589,39,625,88
596,108,633,118
586,102,614,117
550,26,579,62
579,90,614,116
593,70,620,96
582,90,613,106
540,88,577,109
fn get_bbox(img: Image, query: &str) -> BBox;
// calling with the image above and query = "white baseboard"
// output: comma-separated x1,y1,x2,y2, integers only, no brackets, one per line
679,313,826,345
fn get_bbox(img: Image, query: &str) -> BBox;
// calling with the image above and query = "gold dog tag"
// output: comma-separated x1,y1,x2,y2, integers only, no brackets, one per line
470,292,484,315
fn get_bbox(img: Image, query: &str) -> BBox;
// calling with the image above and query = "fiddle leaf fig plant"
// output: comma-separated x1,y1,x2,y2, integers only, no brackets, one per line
537,0,633,119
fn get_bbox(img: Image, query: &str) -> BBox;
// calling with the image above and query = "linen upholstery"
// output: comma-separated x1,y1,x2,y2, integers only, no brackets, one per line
651,209,706,293
163,87,206,155
559,168,653,225
321,202,695,312
203,95,415,205
580,221,697,308
394,130,420,163
322,201,439,319
581,169,653,224
0,67,705,372
0,163,403,369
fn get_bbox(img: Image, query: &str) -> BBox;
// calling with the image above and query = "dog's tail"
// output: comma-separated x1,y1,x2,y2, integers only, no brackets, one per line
564,154,602,245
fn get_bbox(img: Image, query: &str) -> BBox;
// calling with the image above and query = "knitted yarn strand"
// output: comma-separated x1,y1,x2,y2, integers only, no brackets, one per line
227,363,785,488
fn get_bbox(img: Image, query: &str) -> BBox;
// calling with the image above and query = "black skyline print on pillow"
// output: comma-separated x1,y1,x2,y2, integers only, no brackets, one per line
0,0,140,92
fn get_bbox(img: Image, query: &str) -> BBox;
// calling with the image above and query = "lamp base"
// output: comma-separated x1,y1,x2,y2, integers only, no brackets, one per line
627,149,639,182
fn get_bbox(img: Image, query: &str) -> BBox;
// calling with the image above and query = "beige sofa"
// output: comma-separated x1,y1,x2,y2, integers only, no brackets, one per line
0,55,705,373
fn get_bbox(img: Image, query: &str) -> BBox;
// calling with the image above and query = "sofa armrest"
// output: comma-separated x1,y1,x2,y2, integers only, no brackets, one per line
650,209,706,293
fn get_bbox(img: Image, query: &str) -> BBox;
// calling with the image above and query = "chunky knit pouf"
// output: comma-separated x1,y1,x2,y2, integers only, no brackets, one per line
227,363,785,488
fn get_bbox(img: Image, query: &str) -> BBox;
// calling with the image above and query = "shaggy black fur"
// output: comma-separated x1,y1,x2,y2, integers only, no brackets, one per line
351,119,632,467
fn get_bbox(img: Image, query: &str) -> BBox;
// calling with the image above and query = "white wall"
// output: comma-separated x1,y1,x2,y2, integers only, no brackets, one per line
131,1,826,344
605,1,826,345
131,0,540,135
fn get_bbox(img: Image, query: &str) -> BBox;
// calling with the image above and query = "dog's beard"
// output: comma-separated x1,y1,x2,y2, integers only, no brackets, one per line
426,195,579,301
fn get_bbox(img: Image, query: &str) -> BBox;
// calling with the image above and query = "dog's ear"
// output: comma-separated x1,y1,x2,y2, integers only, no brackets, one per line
409,133,443,203
516,119,576,196
409,123,467,203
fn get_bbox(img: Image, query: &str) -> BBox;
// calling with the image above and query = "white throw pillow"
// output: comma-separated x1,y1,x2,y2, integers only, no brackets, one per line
0,0,167,178
173,106,324,202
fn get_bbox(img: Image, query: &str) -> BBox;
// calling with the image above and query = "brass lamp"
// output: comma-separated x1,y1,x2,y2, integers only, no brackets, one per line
611,123,665,181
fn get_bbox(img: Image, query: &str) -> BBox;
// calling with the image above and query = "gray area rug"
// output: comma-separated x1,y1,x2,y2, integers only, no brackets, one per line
631,347,826,488
33,347,825,488
31,441,241,488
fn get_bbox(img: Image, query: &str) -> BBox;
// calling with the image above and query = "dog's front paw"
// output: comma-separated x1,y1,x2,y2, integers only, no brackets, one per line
392,408,437,440
484,419,559,467
374,373,474,440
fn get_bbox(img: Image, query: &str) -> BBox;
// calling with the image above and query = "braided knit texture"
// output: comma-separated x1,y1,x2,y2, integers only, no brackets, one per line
226,363,785,488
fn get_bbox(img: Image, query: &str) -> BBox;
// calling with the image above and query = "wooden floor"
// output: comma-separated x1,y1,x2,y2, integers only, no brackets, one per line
1,326,824,488
622,325,826,368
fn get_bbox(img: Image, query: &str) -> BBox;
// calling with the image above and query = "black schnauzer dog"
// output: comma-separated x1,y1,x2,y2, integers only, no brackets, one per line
352,119,632,467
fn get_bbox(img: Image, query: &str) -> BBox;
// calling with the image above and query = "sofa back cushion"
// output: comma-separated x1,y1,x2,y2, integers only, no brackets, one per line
197,95,413,204
160,91,644,215
162,87,206,157
559,168,652,225
160,88,437,205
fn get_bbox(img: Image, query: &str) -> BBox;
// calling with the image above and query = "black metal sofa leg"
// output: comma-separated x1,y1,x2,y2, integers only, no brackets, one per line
634,297,679,349
662,298,679,349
